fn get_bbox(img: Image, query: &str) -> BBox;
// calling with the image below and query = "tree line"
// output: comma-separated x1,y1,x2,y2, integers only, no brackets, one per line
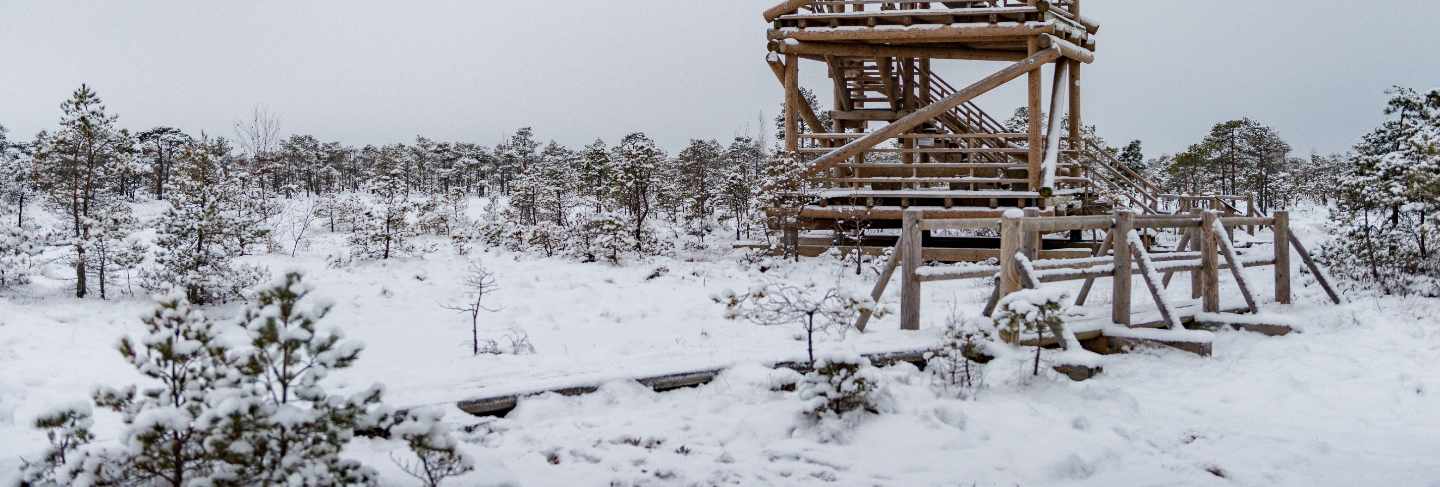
0,85,799,300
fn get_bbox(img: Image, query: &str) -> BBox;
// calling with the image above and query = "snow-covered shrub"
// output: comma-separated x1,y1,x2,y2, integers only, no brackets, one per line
0,224,41,290
16,402,95,485
994,288,1071,376
797,355,892,436
1320,86,1440,296
927,314,995,397
207,271,391,484
387,407,474,487
21,272,473,486
142,139,268,304
572,211,634,264
716,282,882,366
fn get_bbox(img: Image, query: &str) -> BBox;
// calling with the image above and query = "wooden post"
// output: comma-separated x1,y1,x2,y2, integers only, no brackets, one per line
1022,207,1041,260
1027,37,1044,191
1189,208,1203,299
1040,62,1068,196
999,211,1023,297
1201,211,1221,313
784,53,800,153
1273,210,1292,304
1112,210,1134,326
900,209,923,331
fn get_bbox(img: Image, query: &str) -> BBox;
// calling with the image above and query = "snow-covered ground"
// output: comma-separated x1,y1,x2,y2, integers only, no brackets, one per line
3,202,1439,485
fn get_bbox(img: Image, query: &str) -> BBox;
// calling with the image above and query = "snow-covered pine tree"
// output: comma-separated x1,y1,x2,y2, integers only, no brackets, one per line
18,295,229,485
1,124,38,226
144,136,266,305
209,271,391,484
1322,87,1440,295
578,139,612,212
500,128,541,221
608,132,665,253
387,408,475,487
720,136,765,239
675,139,725,236
350,145,416,260
30,84,133,298
535,142,579,226
572,211,633,264
0,223,41,291
84,205,141,300
136,127,192,200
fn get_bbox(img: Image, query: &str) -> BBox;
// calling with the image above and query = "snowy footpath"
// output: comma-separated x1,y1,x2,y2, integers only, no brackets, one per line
3,205,1440,485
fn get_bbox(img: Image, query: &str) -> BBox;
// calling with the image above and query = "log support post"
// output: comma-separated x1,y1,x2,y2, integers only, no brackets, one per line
999,211,1023,297
784,53,800,153
1022,207,1041,259
1112,210,1134,326
1274,210,1292,304
1201,210,1221,313
1027,37,1044,190
900,208,924,331
1189,208,1203,299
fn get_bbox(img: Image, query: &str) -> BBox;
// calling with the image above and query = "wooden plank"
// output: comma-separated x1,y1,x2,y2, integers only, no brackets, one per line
1112,211,1134,325
1074,230,1110,306
802,47,1063,177
768,23,1056,43
763,0,812,22
1288,232,1343,305
1130,234,1182,329
855,235,903,332
1215,220,1260,314
900,208,924,330
455,348,935,417
1161,230,1190,288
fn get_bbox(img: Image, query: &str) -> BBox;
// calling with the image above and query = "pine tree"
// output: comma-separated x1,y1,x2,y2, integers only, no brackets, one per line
578,139,611,211
350,145,415,260
534,142,579,226
210,271,389,484
144,136,266,304
136,127,192,200
95,293,234,485
31,84,134,298
0,223,41,291
609,132,665,252
675,139,725,231
1322,87,1440,295
720,136,765,239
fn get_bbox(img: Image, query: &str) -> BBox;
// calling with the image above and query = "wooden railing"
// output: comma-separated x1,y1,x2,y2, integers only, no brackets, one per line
855,208,1342,333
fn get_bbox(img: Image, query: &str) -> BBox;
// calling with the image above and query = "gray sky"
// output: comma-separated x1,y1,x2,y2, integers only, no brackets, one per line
3,0,1437,158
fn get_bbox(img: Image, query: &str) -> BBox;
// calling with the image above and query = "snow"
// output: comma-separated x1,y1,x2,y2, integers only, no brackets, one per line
3,201,1440,485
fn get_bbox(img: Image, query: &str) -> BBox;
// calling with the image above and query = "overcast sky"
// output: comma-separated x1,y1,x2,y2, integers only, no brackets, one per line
3,0,1437,158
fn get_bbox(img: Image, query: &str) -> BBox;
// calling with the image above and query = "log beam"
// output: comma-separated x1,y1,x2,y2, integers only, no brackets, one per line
772,40,1027,62
802,47,1062,177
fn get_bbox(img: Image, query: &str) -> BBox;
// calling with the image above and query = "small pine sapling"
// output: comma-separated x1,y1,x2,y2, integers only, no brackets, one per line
388,407,475,487
716,282,882,366
17,402,96,485
994,288,1071,376
211,271,390,484
796,354,892,440
443,260,501,356
927,313,996,397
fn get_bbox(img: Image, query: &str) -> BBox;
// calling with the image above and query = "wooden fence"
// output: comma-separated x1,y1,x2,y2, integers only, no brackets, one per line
856,208,1341,333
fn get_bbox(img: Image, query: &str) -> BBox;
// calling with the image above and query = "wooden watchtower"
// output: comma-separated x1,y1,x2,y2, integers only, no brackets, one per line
762,0,1104,260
